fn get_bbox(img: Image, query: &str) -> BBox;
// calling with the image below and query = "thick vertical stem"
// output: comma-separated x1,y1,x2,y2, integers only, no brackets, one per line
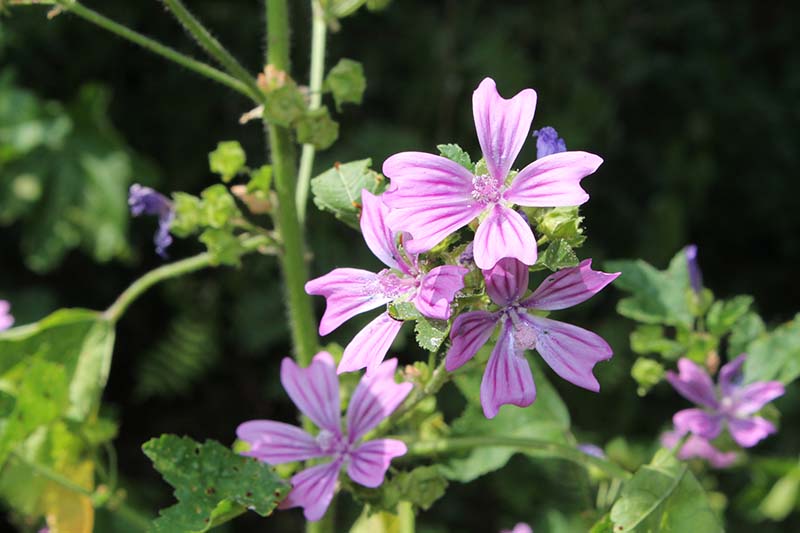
296,1,328,222
265,0,318,367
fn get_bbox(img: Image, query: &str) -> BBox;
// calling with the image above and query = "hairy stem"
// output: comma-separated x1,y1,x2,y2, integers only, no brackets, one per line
49,1,257,101
160,0,263,100
404,436,632,480
296,1,328,222
104,235,272,324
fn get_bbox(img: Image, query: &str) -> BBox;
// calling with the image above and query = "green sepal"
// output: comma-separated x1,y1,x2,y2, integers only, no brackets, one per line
208,141,246,183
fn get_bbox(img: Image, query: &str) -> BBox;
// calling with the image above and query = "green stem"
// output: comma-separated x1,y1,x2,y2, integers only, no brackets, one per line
265,0,318,366
49,1,257,101
296,0,327,222
374,359,450,435
103,235,271,324
398,500,415,533
160,0,263,100
404,436,632,480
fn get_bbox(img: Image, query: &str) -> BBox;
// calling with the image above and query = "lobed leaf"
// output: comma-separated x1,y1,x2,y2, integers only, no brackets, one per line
311,158,386,229
744,313,800,385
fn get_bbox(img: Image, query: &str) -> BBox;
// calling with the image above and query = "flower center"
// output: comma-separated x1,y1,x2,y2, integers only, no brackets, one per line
377,270,416,298
508,308,537,351
471,174,503,205
316,429,350,459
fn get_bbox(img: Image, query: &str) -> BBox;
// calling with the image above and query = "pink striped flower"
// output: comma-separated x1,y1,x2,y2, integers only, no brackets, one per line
237,352,412,521
660,428,738,469
382,78,603,270
667,355,784,448
306,190,468,375
446,258,619,418
0,300,14,331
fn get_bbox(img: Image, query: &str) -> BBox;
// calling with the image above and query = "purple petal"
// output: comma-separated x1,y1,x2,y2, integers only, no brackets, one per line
279,461,342,522
129,184,172,217
480,319,536,419
484,257,530,306
728,416,776,448
685,244,703,294
382,151,475,208
336,312,403,374
445,310,499,371
0,300,14,332
662,429,737,468
413,265,469,320
501,524,534,533
673,408,723,440
472,78,537,181
338,312,404,375
522,259,620,311
347,438,407,488
533,126,567,159
385,203,483,255
236,420,324,464
524,314,612,392
718,354,746,398
473,204,537,270
280,353,341,433
346,358,412,442
734,381,785,416
360,190,404,271
504,151,602,207
665,358,718,409
305,268,392,336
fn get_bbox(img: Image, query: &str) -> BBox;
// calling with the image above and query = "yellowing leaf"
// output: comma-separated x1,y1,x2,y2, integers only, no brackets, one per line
44,459,94,533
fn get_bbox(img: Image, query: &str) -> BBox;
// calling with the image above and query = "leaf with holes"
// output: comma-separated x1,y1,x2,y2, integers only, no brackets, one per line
142,434,289,533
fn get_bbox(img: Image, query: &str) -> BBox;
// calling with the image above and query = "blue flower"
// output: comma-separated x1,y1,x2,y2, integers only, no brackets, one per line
129,184,175,258
532,126,567,159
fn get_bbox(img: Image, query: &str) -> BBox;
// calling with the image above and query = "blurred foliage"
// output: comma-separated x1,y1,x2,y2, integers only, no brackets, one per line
1,0,799,532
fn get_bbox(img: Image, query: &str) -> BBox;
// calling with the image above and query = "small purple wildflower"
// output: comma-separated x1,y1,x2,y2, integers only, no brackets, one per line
533,126,566,159
382,78,603,270
0,300,13,331
500,523,533,533
128,184,175,258
661,428,737,469
666,355,784,448
237,352,412,521
446,258,619,418
685,244,703,294
306,190,468,375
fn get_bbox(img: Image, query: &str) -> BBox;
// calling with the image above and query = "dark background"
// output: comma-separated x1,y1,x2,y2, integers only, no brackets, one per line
1,1,799,531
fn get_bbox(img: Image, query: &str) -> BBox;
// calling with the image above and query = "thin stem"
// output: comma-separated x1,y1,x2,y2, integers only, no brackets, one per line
296,1,328,222
9,450,94,497
398,501,415,533
48,1,257,101
160,0,263,100
404,436,632,480
265,0,319,366
375,359,450,435
104,235,271,324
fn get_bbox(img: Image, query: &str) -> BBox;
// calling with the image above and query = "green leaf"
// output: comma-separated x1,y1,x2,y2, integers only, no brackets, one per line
311,158,386,229
170,192,204,237
538,239,580,271
200,184,241,229
324,59,366,110
610,449,723,532
296,106,339,150
366,0,393,10
728,311,766,357
351,465,448,514
744,313,800,384
441,357,570,482
208,141,246,182
0,308,115,423
199,229,245,267
436,143,474,172
263,84,307,127
142,435,289,533
606,249,693,328
529,206,586,248
706,295,753,336
759,468,800,521
630,324,683,359
247,165,273,194
414,316,449,352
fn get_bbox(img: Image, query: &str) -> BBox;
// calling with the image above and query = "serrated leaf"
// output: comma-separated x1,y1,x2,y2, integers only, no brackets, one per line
142,435,289,533
441,357,570,482
744,313,800,385
414,316,448,352
706,295,753,336
607,249,693,328
436,143,474,172
539,239,580,271
610,449,723,532
296,106,339,150
200,184,241,229
208,141,246,182
263,84,307,127
529,206,586,248
728,312,765,356
325,59,366,110
311,158,386,229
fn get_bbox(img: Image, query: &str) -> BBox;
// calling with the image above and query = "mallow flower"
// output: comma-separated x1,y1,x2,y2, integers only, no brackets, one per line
306,190,468,375
446,257,619,418
0,300,14,331
382,78,603,270
660,428,737,469
128,184,175,258
666,355,784,448
237,352,412,521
